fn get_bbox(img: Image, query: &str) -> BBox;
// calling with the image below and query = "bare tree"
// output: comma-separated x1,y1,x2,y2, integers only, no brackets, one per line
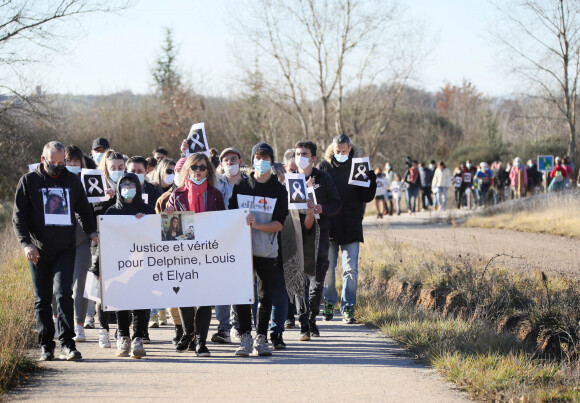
493,0,580,166
233,0,417,149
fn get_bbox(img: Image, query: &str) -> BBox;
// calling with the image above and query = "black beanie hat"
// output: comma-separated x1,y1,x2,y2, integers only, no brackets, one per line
251,142,275,163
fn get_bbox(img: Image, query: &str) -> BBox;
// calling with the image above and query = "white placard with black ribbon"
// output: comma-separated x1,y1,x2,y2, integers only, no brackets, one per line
285,173,308,210
81,169,108,203
348,157,372,187
186,122,210,157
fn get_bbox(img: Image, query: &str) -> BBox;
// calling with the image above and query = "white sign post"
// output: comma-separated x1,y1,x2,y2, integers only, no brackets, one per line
98,209,253,311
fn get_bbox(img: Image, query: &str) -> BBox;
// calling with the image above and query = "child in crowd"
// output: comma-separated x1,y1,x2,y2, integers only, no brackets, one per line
389,174,405,215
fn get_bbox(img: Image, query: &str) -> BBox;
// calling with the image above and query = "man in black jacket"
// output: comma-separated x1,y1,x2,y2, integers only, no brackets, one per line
323,134,376,324
294,140,341,339
13,141,97,361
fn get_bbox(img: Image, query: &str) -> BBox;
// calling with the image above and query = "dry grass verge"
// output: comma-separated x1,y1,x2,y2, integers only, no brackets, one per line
465,191,580,238
0,225,37,396
356,235,580,401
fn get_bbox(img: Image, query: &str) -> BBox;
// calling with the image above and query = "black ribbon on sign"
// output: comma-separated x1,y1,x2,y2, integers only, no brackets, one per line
292,181,305,200
190,131,205,150
87,177,103,194
354,164,368,180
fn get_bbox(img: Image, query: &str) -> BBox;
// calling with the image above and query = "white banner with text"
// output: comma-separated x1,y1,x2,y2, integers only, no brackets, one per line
98,209,253,311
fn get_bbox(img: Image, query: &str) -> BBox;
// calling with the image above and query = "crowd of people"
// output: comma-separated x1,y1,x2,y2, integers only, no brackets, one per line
12,133,377,361
372,155,576,217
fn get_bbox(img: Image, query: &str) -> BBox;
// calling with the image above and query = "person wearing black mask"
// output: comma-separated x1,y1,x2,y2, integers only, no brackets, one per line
13,141,97,361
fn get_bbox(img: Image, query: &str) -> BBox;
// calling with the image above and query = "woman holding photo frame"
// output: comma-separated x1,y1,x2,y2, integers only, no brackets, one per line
166,152,225,357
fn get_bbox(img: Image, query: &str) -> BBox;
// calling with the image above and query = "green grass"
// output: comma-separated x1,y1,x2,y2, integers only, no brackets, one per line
0,225,37,396
354,236,580,401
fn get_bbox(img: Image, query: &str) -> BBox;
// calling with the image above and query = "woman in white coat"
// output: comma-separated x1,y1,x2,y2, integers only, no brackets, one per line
431,161,452,211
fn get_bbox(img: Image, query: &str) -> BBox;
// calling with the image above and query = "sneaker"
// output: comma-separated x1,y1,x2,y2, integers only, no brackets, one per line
253,334,271,356
270,332,286,350
188,336,197,352
142,329,151,344
284,318,296,329
211,329,231,344
60,345,82,361
158,310,167,325
116,336,131,357
231,328,242,343
172,325,183,345
73,324,86,342
131,337,146,358
84,315,95,329
148,314,159,328
310,321,320,337
196,340,211,357
299,324,310,341
235,332,253,357
98,329,111,348
342,307,356,324
322,303,334,321
39,345,54,361
176,333,193,353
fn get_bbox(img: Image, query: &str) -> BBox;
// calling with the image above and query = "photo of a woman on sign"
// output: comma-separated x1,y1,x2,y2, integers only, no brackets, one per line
42,188,72,226
165,216,182,240
45,192,65,215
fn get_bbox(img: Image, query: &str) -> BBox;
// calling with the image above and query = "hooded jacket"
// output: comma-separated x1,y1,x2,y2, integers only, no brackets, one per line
323,143,376,245
12,164,96,253
105,173,156,216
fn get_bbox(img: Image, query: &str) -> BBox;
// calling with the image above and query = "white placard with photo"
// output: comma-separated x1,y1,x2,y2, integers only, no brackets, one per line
42,188,72,226
186,122,210,157
348,157,372,187
98,209,253,311
285,173,308,210
307,187,320,219
81,169,108,203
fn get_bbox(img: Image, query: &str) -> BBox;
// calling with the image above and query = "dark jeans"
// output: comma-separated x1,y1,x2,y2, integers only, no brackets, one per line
269,261,288,334
235,256,276,336
297,230,330,325
96,302,110,331
454,188,462,208
178,306,212,341
117,309,148,339
29,245,76,349
422,187,433,208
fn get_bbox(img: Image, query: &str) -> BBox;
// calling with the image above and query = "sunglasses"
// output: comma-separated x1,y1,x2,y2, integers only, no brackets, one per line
166,168,174,175
190,165,207,172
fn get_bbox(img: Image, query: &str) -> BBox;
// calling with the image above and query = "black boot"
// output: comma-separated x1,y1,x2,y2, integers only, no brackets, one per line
270,332,286,350
195,335,210,357
172,324,183,345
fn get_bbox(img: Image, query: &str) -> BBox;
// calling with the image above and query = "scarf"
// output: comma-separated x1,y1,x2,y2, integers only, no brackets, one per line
184,178,208,213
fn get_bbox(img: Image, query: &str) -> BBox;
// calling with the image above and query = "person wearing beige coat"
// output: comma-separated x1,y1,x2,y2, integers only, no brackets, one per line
431,161,452,211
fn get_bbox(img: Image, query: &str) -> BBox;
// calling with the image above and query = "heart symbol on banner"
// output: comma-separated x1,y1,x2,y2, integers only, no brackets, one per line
173,287,180,294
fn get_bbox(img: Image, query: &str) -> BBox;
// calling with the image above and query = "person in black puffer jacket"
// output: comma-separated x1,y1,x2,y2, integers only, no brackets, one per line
103,173,155,359
322,134,376,324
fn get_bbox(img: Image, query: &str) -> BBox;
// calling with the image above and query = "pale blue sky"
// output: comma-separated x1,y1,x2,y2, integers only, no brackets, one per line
15,0,513,97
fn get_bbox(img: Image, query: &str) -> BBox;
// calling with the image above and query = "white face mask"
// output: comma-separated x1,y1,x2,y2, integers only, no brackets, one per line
163,174,175,186
173,174,181,186
296,156,311,170
223,164,240,177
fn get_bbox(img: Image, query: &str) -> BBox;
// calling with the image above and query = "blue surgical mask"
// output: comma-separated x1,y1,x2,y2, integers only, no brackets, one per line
93,152,104,164
66,166,82,175
121,188,136,200
189,176,207,185
109,170,124,183
334,154,348,163
253,160,272,174
135,173,145,184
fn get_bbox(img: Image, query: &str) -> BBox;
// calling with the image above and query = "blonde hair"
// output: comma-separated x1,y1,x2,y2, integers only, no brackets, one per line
150,158,176,188
97,149,125,181
177,153,216,188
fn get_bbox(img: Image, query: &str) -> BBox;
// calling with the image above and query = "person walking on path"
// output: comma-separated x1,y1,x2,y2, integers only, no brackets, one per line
322,134,376,324
13,141,98,361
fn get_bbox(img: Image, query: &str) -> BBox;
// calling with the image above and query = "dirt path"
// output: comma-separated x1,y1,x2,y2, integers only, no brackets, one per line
8,317,467,402
364,211,580,277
